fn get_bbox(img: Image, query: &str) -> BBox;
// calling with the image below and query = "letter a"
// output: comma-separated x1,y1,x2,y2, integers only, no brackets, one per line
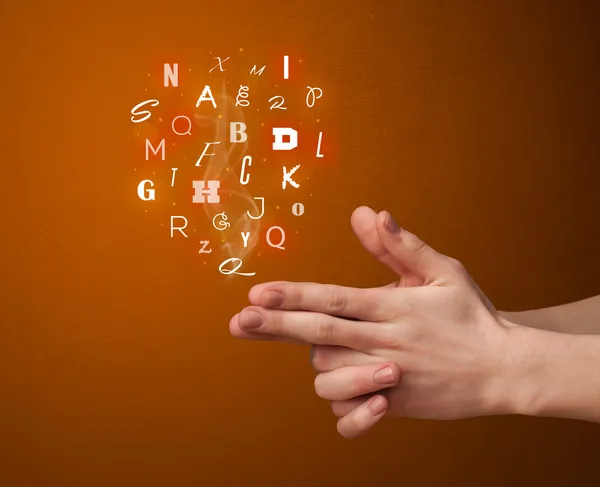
196,85,217,108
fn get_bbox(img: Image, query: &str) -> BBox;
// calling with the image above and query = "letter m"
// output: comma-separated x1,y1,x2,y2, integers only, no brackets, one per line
250,65,266,76
145,139,165,160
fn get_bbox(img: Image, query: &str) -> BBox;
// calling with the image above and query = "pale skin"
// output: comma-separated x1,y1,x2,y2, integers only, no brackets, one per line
229,206,600,438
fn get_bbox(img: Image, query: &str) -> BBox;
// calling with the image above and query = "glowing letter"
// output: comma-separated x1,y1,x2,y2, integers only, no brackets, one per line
196,85,217,108
164,63,178,87
171,168,178,187
171,116,192,136
131,99,159,123
247,197,264,220
269,96,287,111
137,180,155,201
236,86,250,107
209,56,230,73
316,132,324,158
146,139,165,160
306,87,323,107
219,258,256,277
266,226,286,250
241,232,250,248
282,165,300,190
230,122,247,143
273,127,298,151
199,240,212,254
196,141,220,166
283,55,289,79
292,202,305,216
250,65,266,76
192,180,220,204
170,216,189,238
240,156,251,185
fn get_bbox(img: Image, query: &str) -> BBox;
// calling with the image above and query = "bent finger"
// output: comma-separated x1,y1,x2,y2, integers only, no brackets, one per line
336,394,388,439
310,345,386,373
314,363,401,401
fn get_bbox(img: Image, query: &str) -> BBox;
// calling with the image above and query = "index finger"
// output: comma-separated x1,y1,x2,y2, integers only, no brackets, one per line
250,282,391,322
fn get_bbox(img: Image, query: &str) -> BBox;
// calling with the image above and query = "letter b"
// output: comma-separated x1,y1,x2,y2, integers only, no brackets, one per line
230,122,247,143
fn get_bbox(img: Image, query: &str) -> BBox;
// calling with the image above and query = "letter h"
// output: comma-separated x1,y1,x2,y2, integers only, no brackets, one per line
192,180,220,203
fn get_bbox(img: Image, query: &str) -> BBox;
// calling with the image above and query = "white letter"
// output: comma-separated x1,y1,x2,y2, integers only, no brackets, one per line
247,197,264,220
196,141,220,166
283,55,289,79
209,56,230,73
219,257,256,277
131,99,159,123
306,87,323,107
164,63,178,87
171,115,192,135
137,180,155,201
196,85,217,108
230,122,247,143
192,180,220,204
250,65,266,76
240,156,251,185
273,127,298,151
316,132,324,158
212,212,230,231
170,216,188,238
236,86,250,107
171,168,178,187
241,232,250,248
282,165,301,190
269,96,287,111
146,139,165,160
292,202,304,216
199,240,212,254
266,226,286,250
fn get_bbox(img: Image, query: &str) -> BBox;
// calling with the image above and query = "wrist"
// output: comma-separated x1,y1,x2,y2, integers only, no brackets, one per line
498,325,600,421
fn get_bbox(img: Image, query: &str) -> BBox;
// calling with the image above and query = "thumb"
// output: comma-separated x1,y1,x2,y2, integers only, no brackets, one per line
375,211,456,284
350,206,411,279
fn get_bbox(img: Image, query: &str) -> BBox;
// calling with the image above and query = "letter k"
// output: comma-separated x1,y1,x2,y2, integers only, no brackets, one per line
282,165,301,189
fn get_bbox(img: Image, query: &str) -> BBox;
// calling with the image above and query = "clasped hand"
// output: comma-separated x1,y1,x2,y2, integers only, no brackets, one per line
230,207,527,438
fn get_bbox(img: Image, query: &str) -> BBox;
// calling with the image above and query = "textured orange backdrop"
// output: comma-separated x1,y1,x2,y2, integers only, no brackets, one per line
1,0,600,486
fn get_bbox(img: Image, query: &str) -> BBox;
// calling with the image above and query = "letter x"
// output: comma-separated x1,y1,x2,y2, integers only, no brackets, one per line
209,56,231,73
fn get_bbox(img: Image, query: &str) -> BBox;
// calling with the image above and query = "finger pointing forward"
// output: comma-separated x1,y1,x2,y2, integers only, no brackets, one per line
249,282,391,322
237,306,379,350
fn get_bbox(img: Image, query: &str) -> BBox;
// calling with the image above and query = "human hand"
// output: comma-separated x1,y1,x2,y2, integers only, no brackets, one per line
230,208,529,437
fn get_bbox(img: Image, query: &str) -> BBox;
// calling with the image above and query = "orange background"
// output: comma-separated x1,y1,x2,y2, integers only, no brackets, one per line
2,0,600,485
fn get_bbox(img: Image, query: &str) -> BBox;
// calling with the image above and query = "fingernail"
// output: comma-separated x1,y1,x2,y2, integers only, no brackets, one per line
383,212,400,233
374,365,397,385
240,309,264,329
367,396,387,416
261,289,285,308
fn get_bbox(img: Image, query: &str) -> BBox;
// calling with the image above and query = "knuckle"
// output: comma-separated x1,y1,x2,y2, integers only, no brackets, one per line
373,325,404,350
390,296,412,317
316,315,336,341
446,257,465,273
407,234,428,253
323,286,347,314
